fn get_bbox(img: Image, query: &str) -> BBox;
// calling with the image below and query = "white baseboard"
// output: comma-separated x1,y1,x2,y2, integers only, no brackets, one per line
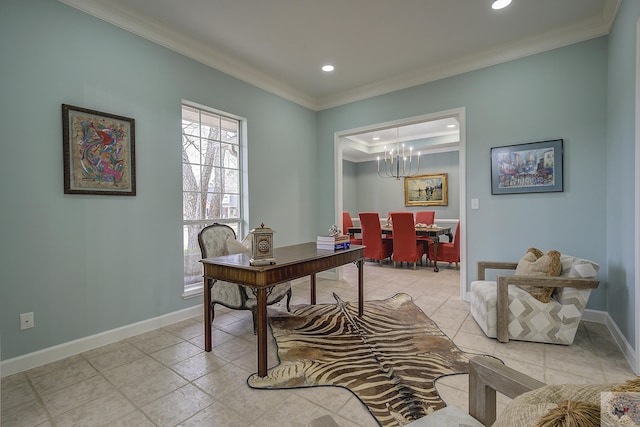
1,305,201,378
4,304,637,378
583,308,638,374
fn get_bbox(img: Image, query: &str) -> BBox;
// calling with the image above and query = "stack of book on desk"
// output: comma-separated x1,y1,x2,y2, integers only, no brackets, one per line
316,234,350,250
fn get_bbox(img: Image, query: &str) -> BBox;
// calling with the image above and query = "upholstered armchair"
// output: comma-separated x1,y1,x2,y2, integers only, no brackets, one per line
467,356,637,427
198,223,291,333
470,252,599,345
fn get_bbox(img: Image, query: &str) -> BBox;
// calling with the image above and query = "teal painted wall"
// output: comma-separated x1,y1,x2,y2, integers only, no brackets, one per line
343,161,358,216
606,0,640,349
0,0,316,360
318,38,609,312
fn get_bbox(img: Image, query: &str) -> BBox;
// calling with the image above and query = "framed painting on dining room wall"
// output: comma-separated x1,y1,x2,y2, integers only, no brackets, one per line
62,104,136,195
404,173,448,206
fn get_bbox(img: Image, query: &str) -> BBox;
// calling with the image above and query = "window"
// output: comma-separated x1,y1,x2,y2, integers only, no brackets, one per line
182,103,243,292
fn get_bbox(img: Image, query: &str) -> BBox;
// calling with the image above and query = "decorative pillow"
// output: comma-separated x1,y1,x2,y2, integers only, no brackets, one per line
224,235,250,255
492,383,616,427
534,400,600,427
515,248,561,303
612,377,640,392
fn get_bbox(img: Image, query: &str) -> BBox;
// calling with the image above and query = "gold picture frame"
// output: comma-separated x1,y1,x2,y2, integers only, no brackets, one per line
404,173,448,206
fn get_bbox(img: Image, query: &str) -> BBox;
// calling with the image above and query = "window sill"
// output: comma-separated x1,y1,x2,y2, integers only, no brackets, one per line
182,283,203,299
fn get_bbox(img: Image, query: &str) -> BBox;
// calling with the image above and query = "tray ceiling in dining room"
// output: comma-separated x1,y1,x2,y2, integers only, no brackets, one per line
60,0,619,110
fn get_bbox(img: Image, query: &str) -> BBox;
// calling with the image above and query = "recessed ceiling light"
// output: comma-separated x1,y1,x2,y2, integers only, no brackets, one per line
491,0,511,10
321,65,335,72
373,137,380,140
447,124,456,128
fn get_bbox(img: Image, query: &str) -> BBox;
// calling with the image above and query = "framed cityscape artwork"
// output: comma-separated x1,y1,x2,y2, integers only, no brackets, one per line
491,139,563,195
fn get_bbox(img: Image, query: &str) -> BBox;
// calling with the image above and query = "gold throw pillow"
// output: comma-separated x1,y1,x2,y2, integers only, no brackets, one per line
515,247,561,303
535,400,600,427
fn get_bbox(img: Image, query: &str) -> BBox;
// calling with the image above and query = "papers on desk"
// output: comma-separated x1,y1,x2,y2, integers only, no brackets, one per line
317,234,350,250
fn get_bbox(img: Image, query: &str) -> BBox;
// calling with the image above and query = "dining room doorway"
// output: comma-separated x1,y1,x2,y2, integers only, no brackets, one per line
333,108,468,299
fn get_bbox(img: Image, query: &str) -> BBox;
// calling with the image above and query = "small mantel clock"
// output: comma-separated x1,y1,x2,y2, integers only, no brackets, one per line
249,223,276,266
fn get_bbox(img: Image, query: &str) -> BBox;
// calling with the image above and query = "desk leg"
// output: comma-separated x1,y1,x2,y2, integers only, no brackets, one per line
255,287,268,377
204,278,214,352
433,240,440,272
310,273,317,305
357,258,364,316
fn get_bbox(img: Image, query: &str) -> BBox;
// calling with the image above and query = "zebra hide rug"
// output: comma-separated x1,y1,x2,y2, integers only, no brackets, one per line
248,292,489,427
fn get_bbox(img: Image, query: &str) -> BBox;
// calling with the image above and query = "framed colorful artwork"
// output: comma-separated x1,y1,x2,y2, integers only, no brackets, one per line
404,173,448,206
491,139,563,195
62,104,136,195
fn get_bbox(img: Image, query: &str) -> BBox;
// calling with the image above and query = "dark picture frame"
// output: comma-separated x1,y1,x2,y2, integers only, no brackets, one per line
62,104,136,195
404,173,448,206
491,139,563,195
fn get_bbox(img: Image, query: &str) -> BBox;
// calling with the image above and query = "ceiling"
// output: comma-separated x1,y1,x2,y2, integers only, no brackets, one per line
61,0,619,112
342,116,460,163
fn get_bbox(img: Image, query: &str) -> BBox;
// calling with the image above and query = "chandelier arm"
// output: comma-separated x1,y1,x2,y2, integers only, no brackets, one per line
377,145,423,179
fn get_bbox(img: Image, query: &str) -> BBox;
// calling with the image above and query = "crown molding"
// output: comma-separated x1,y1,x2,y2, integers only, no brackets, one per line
57,0,318,110
316,5,619,110
59,0,619,112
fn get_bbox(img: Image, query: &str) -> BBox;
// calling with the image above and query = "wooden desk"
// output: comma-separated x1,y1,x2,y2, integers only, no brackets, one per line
201,242,365,377
348,225,451,272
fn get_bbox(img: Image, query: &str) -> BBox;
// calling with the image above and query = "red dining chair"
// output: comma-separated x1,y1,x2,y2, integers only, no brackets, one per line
415,210,436,259
359,212,393,265
428,221,461,269
342,212,362,245
385,211,406,239
390,212,424,269
415,211,435,226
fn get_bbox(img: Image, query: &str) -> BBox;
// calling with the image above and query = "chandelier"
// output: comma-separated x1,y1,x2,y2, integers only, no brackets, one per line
377,128,421,180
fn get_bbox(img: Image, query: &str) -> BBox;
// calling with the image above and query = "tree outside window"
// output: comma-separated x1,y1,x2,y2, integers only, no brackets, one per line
182,104,242,289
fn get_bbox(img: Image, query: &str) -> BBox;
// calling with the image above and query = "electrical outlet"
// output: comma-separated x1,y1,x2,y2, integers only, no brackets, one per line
20,312,34,330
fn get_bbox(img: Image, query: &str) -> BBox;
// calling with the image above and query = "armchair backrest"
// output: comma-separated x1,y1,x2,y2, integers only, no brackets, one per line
415,211,435,225
554,254,600,303
198,223,236,258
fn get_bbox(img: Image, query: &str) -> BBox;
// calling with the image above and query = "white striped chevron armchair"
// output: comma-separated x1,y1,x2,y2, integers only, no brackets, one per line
470,254,600,345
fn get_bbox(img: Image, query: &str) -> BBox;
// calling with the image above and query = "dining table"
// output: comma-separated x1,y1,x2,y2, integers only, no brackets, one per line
348,225,452,272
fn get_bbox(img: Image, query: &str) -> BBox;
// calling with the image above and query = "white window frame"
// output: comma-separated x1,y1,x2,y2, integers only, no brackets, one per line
181,101,247,298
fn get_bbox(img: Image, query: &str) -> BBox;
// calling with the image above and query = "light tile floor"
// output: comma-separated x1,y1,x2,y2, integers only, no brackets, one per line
2,262,636,426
